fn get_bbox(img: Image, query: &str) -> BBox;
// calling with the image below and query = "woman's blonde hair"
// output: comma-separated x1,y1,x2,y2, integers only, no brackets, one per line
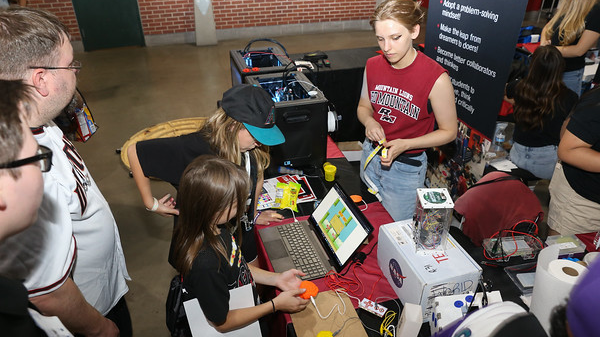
544,0,599,45
370,0,425,31
172,155,249,276
201,107,271,175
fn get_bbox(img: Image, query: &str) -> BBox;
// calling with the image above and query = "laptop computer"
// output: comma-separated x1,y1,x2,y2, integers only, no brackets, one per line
259,182,374,280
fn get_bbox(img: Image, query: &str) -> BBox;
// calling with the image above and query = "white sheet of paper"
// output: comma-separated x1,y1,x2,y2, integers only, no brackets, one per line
27,308,73,337
183,283,261,337
490,159,518,172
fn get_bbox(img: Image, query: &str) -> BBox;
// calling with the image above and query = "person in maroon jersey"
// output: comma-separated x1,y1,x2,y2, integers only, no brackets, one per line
357,0,457,221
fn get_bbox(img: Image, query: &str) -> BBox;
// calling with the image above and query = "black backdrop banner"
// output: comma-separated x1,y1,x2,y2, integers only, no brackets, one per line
424,0,528,139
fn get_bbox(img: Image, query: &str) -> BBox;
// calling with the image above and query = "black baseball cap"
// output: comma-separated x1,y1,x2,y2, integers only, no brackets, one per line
221,84,285,146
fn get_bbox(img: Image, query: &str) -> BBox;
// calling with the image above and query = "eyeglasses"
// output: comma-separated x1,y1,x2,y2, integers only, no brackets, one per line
28,60,82,73
0,145,53,173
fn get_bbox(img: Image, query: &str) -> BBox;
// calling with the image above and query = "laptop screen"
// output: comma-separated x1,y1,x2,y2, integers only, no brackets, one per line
309,183,373,269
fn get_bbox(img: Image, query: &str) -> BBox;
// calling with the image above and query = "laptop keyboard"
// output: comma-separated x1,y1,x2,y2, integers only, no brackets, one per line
277,222,330,280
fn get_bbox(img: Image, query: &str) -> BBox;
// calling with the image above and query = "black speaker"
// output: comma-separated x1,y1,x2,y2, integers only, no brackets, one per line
245,71,328,170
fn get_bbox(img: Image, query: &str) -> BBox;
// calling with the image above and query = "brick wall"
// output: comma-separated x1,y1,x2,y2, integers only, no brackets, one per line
137,0,195,35
212,0,374,30
28,0,375,41
29,0,81,40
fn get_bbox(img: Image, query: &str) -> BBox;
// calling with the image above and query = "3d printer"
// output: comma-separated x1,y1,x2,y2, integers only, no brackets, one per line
229,38,291,86
245,70,329,170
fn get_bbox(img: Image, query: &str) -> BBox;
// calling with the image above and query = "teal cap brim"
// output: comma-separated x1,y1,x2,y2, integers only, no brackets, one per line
243,123,285,146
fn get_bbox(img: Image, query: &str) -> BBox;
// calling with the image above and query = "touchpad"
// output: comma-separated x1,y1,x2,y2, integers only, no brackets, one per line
264,240,289,260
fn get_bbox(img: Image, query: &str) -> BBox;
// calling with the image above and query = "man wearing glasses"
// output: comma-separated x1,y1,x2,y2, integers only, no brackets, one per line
0,80,66,335
0,8,130,337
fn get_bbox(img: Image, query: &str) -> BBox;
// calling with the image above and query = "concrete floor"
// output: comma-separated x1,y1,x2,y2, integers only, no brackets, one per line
72,30,379,336
71,24,548,335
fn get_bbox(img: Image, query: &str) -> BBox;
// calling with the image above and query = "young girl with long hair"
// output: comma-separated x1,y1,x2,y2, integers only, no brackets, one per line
541,0,600,95
358,0,457,221
172,155,308,335
506,45,579,180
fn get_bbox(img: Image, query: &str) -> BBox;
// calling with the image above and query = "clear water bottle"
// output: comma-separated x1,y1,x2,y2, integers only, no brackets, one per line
495,130,505,146
491,129,505,153
594,231,600,249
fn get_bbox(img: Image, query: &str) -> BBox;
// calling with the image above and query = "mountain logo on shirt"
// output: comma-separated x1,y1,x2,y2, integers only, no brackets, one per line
378,107,397,123
371,90,420,121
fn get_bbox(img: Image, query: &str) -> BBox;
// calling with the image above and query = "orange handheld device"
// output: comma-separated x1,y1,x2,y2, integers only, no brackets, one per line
299,280,319,299
350,194,363,203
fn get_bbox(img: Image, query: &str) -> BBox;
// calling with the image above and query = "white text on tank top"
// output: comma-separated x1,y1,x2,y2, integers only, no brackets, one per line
370,85,420,124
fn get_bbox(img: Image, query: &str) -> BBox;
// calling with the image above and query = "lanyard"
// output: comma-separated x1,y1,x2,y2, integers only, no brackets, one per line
362,139,386,202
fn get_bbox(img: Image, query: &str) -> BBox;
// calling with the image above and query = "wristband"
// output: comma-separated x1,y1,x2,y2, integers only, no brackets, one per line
253,211,262,224
270,299,276,313
146,197,159,212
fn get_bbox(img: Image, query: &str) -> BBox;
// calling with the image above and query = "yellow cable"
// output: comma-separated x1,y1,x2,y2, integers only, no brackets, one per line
380,310,396,336
362,138,386,171
363,144,383,171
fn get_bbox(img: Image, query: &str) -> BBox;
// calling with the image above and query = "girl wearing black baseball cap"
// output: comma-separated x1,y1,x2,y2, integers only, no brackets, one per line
127,84,285,266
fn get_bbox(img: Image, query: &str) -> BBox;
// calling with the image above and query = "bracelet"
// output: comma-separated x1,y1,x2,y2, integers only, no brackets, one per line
253,211,262,224
145,197,159,212
270,299,276,313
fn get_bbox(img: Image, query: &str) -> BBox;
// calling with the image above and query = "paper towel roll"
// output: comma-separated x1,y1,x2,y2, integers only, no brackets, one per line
583,252,599,266
530,245,588,334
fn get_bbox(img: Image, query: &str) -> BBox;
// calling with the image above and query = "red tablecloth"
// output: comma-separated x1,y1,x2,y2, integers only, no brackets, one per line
256,201,397,301
255,201,398,336
576,232,600,252
326,135,345,159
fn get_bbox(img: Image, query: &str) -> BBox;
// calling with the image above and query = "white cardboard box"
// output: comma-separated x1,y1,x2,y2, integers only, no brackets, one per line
378,220,482,322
